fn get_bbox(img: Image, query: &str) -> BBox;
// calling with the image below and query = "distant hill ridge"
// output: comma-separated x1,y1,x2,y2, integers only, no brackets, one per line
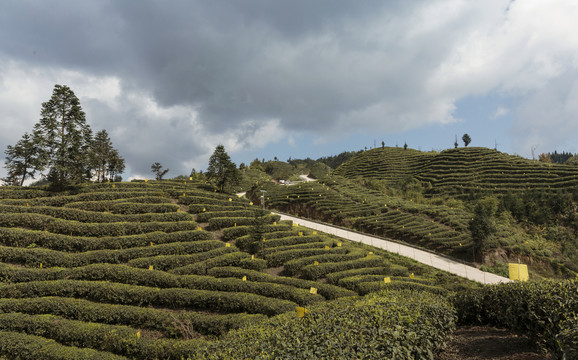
333,147,578,196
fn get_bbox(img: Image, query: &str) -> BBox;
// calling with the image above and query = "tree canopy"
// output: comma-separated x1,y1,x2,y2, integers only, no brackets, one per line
206,145,240,192
3,84,124,187
462,134,472,147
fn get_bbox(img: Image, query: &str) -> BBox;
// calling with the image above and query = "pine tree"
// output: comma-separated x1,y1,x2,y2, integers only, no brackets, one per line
33,84,93,187
2,132,45,186
89,130,125,182
207,145,240,192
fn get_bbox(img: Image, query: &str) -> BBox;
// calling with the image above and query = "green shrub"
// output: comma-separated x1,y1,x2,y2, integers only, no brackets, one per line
0,213,197,237
127,246,235,271
452,279,578,357
192,289,456,359
207,214,280,230
207,267,356,300
222,223,292,241
301,256,386,280
0,228,212,252
355,280,448,296
0,240,223,268
0,280,296,316
0,330,126,360
0,297,264,337
169,252,267,275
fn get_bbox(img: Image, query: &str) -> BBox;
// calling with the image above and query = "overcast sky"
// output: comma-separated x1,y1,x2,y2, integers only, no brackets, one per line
1,0,577,180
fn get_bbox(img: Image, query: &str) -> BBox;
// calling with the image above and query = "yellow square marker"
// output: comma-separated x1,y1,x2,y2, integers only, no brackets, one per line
296,307,309,318
309,287,317,294
384,277,391,283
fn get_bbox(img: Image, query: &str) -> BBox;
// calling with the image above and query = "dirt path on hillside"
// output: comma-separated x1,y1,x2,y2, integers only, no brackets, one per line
438,326,550,360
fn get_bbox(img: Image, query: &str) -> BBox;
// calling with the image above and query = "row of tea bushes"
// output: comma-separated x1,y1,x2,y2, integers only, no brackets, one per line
0,228,212,252
207,266,356,300
0,213,197,237
0,240,223,268
0,280,297,316
0,204,192,222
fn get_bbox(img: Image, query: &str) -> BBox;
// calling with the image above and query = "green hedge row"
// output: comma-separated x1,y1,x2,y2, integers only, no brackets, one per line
235,232,319,252
0,188,52,199
0,204,192,223
0,330,127,360
0,213,197,237
326,266,391,285
264,247,349,267
222,223,292,241
207,214,281,230
0,263,321,305
0,312,209,360
127,246,236,271
191,289,456,360
337,274,434,291
0,280,297,316
196,210,259,222
75,202,180,215
301,256,387,280
260,241,334,256
355,280,448,296
0,240,223,268
169,252,267,275
452,279,578,358
206,266,356,300
178,195,247,207
0,228,212,251
65,201,180,214
188,204,248,214
283,249,368,275
1,191,165,207
0,297,264,337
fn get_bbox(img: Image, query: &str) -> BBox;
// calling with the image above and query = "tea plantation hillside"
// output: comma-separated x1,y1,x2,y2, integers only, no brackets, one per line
333,146,578,197
0,180,482,359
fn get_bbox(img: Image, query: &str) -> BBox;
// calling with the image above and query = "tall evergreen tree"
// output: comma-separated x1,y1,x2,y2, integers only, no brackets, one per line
2,131,45,186
206,144,240,192
33,84,93,186
89,130,125,182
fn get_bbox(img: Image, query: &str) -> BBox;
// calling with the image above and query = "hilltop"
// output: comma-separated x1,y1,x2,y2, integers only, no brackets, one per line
333,146,578,197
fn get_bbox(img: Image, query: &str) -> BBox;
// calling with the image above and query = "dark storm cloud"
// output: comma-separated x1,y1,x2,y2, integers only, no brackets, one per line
0,0,432,135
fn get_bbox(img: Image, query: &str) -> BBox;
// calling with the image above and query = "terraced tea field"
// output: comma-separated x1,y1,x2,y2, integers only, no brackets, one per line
0,180,467,359
333,147,578,197
257,176,475,257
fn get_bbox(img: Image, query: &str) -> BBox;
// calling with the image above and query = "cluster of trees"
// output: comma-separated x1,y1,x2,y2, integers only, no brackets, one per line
3,85,125,187
538,151,577,165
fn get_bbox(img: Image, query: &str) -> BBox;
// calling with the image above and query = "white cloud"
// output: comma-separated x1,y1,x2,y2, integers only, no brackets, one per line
491,106,510,119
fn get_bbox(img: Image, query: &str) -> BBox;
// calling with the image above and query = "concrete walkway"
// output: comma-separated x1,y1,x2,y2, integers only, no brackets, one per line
275,212,510,285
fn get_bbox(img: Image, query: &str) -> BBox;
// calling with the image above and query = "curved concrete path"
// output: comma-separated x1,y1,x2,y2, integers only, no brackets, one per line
275,212,510,285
